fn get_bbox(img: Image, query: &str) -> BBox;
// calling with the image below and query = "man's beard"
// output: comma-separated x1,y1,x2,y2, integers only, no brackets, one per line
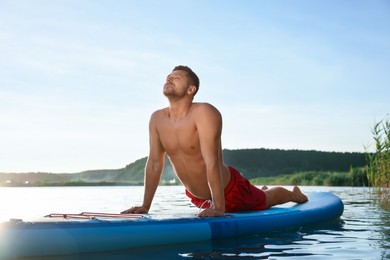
163,84,184,98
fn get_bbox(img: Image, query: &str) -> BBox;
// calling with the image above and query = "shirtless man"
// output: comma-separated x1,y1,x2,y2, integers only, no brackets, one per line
122,65,308,217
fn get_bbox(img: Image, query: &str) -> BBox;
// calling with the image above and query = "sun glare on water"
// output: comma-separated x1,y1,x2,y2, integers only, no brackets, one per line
0,187,45,223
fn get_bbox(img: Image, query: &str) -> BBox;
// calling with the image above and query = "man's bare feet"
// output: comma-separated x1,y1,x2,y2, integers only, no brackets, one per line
293,186,308,203
261,185,269,190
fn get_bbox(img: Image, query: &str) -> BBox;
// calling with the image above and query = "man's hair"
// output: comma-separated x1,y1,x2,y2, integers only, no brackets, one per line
173,65,200,96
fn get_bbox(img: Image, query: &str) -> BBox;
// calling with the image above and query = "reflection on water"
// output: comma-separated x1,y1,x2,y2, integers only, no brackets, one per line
0,186,389,259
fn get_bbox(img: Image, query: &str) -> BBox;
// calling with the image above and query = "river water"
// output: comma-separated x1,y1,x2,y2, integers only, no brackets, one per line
0,186,389,259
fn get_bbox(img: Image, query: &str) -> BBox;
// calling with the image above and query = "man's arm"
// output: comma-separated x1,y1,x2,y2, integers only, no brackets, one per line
121,112,165,214
196,103,225,217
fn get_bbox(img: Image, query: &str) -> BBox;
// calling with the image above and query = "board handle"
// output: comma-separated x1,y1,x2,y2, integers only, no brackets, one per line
45,212,144,219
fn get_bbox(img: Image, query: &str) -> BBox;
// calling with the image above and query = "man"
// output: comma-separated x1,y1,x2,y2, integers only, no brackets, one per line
122,65,308,217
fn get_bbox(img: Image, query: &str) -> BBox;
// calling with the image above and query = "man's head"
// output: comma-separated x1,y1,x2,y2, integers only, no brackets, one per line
172,65,200,96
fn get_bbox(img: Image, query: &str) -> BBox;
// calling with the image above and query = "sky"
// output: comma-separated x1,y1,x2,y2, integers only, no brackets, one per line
0,0,389,173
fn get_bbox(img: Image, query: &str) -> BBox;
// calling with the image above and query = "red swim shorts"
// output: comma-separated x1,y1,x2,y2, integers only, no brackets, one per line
185,166,267,212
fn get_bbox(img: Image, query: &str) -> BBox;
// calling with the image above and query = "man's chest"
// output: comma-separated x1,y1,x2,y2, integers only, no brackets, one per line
157,121,200,154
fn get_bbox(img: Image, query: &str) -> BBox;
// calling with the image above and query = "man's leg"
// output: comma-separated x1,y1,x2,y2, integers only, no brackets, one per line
264,186,308,209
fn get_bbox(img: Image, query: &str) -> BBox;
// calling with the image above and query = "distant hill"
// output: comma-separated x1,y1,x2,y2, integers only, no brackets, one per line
0,157,176,186
0,148,367,186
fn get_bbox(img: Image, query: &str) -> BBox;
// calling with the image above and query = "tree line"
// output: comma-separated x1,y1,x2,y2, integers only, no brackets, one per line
223,148,366,179
0,148,367,186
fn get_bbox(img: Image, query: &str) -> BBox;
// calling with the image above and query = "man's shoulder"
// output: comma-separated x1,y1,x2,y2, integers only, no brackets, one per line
193,102,218,110
150,107,168,119
193,102,220,115
153,107,168,113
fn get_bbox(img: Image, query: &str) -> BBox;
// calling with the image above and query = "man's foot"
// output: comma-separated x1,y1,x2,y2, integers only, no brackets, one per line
292,186,308,203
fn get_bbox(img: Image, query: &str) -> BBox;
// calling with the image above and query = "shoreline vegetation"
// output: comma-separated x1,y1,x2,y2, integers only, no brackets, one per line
0,169,368,188
251,168,368,187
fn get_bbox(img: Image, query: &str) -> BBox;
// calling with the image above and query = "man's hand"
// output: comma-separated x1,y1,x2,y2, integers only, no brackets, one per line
121,205,149,214
197,208,225,217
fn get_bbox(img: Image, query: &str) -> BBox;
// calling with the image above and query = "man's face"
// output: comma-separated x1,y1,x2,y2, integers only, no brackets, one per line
163,70,190,98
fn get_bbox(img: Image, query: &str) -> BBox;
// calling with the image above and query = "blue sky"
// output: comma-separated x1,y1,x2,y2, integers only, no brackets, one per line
0,0,389,173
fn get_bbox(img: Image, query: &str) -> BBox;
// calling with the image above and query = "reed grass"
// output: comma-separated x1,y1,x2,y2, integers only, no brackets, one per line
365,116,390,209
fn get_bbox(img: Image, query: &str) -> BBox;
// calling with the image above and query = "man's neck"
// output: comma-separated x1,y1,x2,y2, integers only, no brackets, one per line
168,99,193,121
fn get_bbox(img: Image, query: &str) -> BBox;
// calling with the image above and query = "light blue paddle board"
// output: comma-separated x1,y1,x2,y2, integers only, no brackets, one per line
0,192,343,259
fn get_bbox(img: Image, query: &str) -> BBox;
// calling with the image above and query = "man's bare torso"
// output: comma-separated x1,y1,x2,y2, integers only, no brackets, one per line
153,103,231,199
